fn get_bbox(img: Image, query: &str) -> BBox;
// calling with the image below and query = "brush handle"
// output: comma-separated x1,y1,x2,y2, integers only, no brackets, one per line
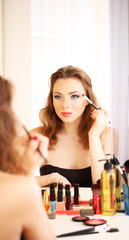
57,227,96,238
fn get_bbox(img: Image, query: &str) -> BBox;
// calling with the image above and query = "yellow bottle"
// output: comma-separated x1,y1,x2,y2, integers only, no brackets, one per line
43,190,50,212
101,160,116,216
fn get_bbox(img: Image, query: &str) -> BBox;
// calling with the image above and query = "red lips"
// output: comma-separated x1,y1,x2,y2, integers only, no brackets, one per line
61,112,72,117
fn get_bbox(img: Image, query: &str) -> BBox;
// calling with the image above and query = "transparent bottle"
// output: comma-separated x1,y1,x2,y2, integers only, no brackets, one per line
101,160,116,216
111,156,121,209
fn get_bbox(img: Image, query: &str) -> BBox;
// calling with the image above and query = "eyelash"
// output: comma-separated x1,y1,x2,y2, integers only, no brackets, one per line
71,95,80,99
54,95,62,99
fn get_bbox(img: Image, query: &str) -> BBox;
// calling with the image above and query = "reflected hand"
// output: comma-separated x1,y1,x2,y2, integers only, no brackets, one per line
89,108,110,137
41,172,71,187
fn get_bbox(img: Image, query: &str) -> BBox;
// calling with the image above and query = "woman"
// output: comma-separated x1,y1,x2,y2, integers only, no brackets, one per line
19,65,119,187
0,76,56,240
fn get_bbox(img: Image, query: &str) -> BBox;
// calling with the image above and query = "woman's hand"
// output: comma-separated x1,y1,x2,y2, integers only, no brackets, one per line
36,172,71,187
89,108,110,137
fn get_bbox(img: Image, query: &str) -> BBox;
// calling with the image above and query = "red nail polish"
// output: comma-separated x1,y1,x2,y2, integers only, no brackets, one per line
98,108,101,110
33,136,38,140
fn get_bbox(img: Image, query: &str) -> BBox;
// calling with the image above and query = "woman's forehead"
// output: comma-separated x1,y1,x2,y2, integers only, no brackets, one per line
53,77,85,94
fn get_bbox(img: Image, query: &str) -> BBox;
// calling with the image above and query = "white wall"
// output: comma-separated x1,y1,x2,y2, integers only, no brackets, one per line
3,0,31,129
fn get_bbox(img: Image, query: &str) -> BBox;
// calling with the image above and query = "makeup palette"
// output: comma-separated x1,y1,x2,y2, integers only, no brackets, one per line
84,218,107,226
72,216,89,222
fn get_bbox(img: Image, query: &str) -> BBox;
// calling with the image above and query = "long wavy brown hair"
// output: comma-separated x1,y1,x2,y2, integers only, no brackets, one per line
39,66,99,150
0,76,28,174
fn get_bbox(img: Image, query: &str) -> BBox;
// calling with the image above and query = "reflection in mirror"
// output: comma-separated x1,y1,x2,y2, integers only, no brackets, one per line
1,0,128,166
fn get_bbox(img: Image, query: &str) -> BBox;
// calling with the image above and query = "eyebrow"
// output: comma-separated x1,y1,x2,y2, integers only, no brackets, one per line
53,91,81,95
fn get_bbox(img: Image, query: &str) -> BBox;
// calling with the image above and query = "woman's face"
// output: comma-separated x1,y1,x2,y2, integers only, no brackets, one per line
53,77,88,123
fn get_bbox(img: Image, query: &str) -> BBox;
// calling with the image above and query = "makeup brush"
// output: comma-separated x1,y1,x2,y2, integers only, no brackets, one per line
57,224,118,238
82,94,98,110
82,94,111,124
22,125,48,163
91,183,101,214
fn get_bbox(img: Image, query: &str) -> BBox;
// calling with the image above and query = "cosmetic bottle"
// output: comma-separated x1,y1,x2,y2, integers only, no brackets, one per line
65,190,72,210
111,156,121,209
57,183,63,199
100,159,116,216
73,184,79,205
50,189,56,212
43,190,50,212
65,184,70,202
49,183,56,201
56,190,64,210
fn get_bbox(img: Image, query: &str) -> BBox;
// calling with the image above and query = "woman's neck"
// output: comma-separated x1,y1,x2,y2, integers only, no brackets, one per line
62,118,81,135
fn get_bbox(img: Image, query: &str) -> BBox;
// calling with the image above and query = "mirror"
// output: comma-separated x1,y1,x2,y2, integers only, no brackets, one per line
1,0,128,165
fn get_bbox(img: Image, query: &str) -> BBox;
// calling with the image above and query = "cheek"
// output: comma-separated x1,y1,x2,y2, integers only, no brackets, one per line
73,101,87,111
53,100,60,112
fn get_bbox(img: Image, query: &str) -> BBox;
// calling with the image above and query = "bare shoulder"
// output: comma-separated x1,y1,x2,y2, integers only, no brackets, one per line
0,174,40,207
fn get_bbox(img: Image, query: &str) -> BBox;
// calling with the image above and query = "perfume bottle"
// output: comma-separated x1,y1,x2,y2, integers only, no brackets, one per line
100,159,116,216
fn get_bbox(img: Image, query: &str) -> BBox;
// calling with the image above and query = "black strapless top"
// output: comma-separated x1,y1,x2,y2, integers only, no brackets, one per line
40,164,92,187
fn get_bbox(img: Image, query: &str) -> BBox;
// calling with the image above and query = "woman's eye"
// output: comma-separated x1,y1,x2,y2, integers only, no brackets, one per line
71,95,80,99
54,95,62,99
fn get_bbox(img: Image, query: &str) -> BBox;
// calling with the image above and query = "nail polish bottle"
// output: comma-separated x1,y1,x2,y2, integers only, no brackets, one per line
56,190,64,210
73,183,79,205
49,183,56,201
43,190,50,212
57,183,64,200
65,190,71,210
65,184,70,202
50,189,56,212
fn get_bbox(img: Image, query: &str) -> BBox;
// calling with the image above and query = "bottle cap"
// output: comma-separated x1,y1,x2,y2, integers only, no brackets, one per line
58,183,63,191
50,183,55,190
104,160,112,171
50,189,55,201
57,190,63,202
65,184,70,192
74,183,79,195
66,190,71,203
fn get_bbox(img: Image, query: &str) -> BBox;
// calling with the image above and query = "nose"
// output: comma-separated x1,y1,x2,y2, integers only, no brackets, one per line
62,97,70,108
